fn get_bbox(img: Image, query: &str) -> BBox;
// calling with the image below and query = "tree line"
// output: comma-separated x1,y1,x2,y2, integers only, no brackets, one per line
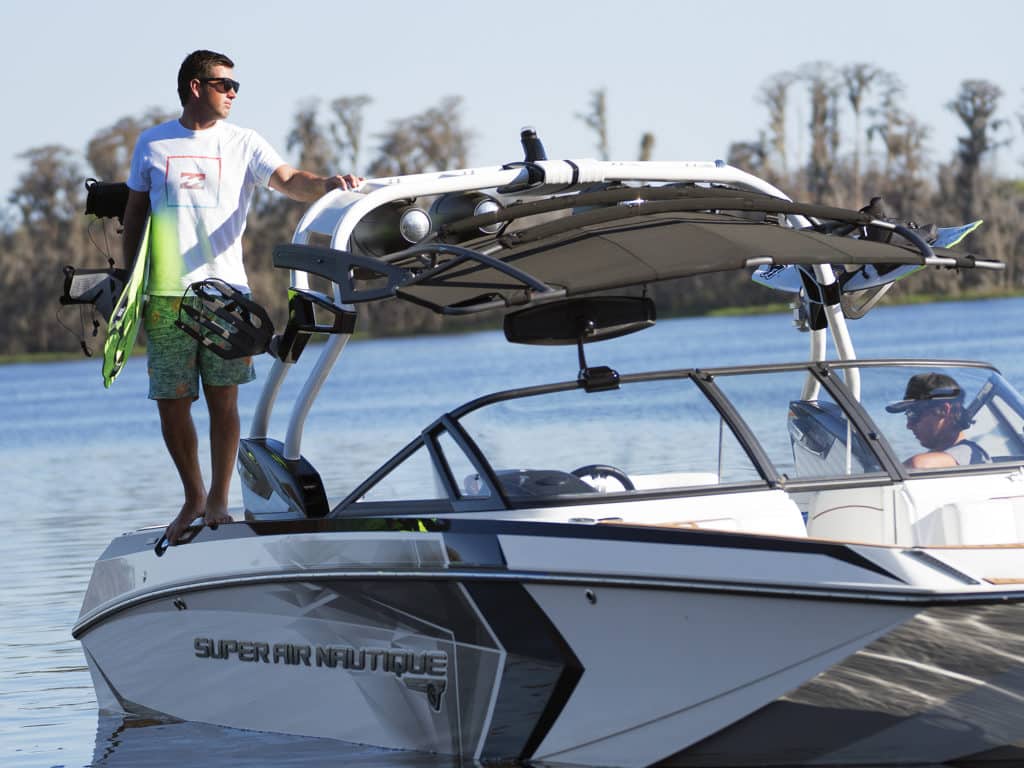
2,63,1022,357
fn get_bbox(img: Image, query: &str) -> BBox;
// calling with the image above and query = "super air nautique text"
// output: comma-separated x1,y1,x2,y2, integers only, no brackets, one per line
193,638,449,711
194,638,447,676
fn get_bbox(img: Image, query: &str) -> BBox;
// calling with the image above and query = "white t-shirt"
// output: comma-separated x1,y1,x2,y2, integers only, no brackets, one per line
127,119,284,296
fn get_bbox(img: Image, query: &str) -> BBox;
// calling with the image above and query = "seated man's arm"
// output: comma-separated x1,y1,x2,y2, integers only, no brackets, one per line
905,451,958,469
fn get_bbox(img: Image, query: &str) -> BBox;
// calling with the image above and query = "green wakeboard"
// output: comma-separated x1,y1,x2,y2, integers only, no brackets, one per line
934,220,983,248
102,215,150,388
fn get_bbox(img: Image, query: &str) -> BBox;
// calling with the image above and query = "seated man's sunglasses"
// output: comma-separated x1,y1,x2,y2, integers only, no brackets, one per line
199,77,240,94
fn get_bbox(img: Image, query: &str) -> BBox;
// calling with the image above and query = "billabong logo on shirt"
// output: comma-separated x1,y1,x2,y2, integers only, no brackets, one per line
179,172,207,190
166,155,222,208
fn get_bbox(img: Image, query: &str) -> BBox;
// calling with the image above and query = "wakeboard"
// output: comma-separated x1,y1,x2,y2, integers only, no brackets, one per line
751,220,985,295
933,219,983,248
102,215,150,388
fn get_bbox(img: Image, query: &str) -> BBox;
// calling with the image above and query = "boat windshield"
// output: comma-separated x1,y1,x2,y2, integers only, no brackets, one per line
711,368,886,480
337,363,1024,513
455,377,763,497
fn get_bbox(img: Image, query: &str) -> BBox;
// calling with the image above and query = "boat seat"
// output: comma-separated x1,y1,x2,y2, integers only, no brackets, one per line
603,489,808,538
804,486,891,544
897,475,1024,546
917,499,1024,545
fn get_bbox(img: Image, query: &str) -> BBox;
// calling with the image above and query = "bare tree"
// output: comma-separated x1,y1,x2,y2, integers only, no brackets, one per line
329,94,372,174
865,85,932,217
801,63,840,203
416,96,472,171
726,135,768,175
86,107,176,182
286,99,337,175
367,96,472,177
638,132,655,161
757,72,794,179
947,79,1008,222
865,72,906,178
867,111,930,218
368,117,421,177
841,63,881,205
577,88,610,161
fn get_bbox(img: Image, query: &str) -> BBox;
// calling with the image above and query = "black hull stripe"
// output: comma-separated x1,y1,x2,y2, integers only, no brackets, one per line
112,517,907,583
464,582,583,759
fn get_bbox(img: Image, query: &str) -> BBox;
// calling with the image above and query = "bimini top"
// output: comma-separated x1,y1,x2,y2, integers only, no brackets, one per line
273,166,1000,316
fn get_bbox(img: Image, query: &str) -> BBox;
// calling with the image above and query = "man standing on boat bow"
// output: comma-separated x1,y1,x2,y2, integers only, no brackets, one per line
120,49,362,545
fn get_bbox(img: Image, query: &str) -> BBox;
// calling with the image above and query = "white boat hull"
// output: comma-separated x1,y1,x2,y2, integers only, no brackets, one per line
75,524,1024,766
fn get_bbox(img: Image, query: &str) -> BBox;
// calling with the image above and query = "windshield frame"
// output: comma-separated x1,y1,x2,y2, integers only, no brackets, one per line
331,358,1011,517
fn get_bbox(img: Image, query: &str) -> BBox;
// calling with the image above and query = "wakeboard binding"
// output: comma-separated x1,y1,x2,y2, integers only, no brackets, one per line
175,278,357,363
175,279,275,360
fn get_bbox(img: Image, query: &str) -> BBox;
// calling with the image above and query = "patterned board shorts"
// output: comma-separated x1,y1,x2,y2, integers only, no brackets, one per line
144,295,256,400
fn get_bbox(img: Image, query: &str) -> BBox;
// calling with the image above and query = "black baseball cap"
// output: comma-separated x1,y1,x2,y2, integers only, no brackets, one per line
886,372,963,413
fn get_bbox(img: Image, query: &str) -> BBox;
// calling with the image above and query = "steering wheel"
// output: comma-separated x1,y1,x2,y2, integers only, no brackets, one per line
571,464,635,492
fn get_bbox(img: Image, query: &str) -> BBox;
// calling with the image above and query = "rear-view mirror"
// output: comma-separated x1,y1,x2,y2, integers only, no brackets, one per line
504,296,656,346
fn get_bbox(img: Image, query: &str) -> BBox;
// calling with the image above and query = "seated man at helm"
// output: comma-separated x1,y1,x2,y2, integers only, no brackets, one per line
886,372,990,468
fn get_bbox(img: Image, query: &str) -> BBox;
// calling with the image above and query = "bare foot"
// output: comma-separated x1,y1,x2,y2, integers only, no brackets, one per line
203,499,234,529
165,498,205,545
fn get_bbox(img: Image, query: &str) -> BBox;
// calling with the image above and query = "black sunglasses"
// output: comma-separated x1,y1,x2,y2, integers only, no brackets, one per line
199,77,240,94
906,402,942,423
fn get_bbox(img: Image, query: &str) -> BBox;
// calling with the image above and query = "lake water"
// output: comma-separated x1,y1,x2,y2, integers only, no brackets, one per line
3,298,1023,768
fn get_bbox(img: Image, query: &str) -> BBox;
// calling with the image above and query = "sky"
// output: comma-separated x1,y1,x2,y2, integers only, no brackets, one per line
1,0,1021,208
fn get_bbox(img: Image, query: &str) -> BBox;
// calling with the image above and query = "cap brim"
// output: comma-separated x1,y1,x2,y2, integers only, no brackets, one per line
885,400,915,413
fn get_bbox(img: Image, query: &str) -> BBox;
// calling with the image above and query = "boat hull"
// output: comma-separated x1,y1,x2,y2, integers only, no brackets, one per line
663,602,1024,766
75,524,1024,766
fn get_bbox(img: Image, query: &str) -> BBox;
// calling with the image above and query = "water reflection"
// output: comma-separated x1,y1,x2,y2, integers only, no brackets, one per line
89,715,960,768
90,715,463,768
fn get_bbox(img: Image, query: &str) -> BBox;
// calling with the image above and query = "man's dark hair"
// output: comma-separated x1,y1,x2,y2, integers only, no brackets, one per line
177,50,234,106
